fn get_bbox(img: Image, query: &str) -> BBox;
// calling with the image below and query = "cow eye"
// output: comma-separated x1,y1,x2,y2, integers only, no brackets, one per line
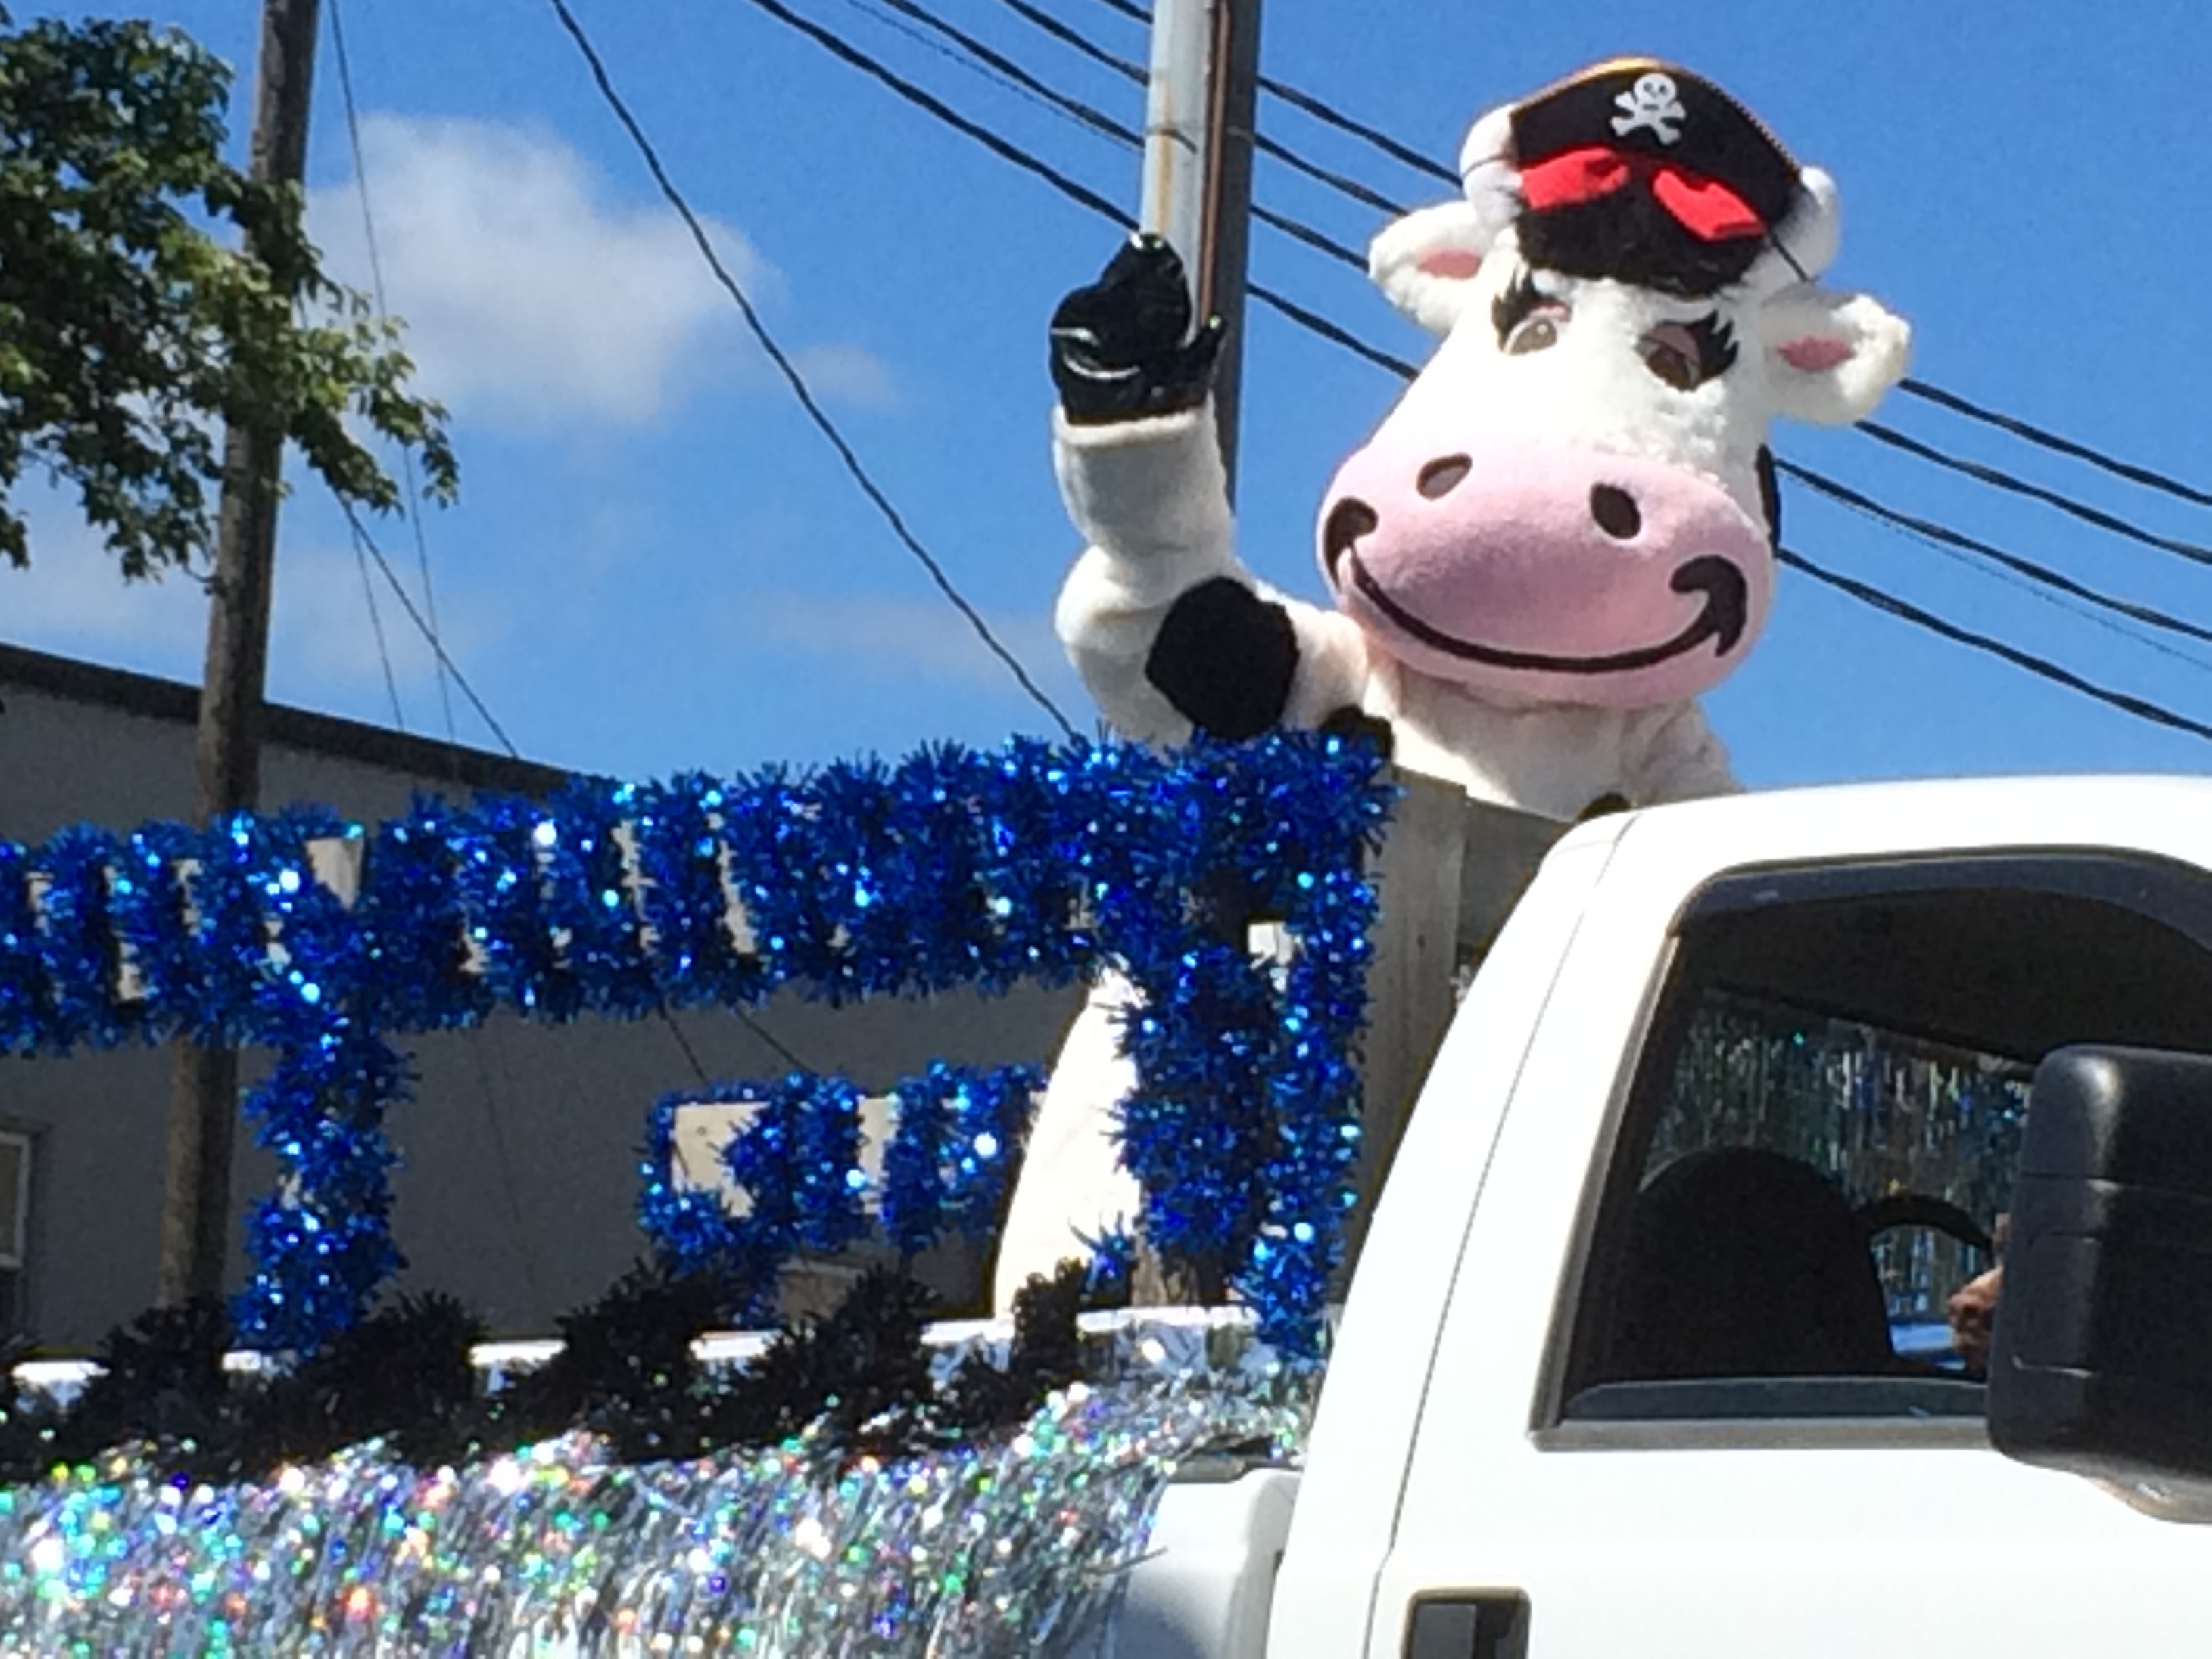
1503,310,1563,356
1640,323,1704,390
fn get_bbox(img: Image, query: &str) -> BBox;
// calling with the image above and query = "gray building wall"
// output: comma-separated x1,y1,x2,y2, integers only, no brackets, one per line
0,647,1081,1349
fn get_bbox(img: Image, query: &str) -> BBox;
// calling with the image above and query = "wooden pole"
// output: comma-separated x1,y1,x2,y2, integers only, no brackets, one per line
158,0,322,1308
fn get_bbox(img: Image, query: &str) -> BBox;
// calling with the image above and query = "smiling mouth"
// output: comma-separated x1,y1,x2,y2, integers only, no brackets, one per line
1324,503,1749,674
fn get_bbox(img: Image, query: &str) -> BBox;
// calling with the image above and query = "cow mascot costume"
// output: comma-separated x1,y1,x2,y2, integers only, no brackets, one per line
993,59,1913,1304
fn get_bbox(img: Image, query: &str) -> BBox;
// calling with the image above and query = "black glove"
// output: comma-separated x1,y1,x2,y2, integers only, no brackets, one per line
1050,234,1225,425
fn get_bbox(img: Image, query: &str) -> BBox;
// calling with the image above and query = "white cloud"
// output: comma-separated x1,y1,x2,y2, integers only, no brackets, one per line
790,344,899,413
751,592,1069,691
309,115,894,428
0,504,485,708
0,517,207,670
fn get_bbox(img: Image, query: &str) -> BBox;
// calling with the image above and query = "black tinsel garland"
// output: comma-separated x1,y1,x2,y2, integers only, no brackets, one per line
0,1258,1100,1486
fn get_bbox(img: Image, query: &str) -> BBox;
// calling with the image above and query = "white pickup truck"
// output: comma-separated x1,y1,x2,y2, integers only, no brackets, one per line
1097,773,2212,1658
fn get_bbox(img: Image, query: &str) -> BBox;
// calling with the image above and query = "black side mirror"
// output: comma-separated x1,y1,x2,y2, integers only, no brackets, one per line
1988,1046,2212,1513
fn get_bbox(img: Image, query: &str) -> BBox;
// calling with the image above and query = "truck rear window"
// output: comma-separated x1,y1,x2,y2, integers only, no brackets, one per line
1555,853,2212,1425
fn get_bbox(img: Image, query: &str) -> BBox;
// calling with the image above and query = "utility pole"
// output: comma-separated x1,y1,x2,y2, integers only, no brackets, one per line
158,0,322,1308
1132,0,1266,1308
1141,0,1264,501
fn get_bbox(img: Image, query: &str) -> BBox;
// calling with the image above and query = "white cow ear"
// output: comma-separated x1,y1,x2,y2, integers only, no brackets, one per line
1748,165,1841,292
1369,201,1501,334
1758,286,1912,425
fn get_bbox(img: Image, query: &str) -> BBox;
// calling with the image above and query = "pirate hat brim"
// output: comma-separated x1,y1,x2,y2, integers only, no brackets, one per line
1509,58,1801,239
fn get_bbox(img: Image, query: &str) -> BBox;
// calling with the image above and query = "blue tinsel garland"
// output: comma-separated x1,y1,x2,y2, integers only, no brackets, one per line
0,735,1391,1357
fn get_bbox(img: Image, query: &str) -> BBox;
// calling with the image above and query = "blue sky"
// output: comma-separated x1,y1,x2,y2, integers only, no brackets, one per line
9,0,2212,792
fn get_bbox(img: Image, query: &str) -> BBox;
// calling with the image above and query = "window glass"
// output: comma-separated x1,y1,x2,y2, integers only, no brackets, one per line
1557,857,2212,1425
1658,989,2026,1347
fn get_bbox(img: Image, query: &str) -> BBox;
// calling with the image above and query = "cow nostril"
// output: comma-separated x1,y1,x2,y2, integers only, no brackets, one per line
1323,497,1379,579
1417,455,1472,499
1590,484,1641,540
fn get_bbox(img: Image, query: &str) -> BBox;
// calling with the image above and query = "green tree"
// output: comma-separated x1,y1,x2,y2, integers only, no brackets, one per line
0,6,454,577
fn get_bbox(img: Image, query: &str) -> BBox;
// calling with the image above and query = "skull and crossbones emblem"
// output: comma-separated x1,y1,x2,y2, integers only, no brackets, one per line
1611,72,1687,144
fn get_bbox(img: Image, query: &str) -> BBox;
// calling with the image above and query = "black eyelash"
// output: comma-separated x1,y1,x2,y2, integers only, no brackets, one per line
1491,271,1547,346
1682,312,1739,382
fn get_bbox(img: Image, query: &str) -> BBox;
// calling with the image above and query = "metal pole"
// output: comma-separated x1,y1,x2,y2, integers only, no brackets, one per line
159,0,322,1308
1195,0,1261,499
1139,0,1211,287
1139,0,1262,502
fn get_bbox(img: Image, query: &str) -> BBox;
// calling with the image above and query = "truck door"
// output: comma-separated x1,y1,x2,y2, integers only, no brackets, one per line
1372,842,2212,1658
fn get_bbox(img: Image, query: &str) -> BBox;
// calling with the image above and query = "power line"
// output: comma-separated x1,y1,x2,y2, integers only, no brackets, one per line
1778,546,2212,743
993,0,1145,85
851,0,1378,278
1256,133,1409,220
735,0,1136,228
1050,18,2212,520
1789,466,2212,678
989,0,1410,217
1854,419,2212,572
736,0,1402,372
328,0,461,752
348,521,409,730
1778,460,2212,653
848,0,1141,147
346,507,811,1092
548,0,1082,740
1080,0,1459,185
348,514,812,1097
337,5,813,1094
1898,377,2212,514
342,503,525,759
722,0,2212,743
329,0,567,1317
1248,283,1416,376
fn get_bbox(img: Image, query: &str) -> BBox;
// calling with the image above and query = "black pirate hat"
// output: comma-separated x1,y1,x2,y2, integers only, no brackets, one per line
1492,59,1818,296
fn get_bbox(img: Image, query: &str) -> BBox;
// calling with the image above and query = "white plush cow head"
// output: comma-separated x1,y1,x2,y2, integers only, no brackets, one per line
1315,62,1912,712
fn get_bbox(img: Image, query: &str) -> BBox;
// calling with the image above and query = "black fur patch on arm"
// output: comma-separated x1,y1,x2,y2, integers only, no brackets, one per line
1145,577,1298,739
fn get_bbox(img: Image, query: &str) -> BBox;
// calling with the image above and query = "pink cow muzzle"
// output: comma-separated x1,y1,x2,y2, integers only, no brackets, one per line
1316,442,1776,709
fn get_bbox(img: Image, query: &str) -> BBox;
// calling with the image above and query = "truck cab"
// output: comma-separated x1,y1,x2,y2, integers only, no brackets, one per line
1252,775,2212,1658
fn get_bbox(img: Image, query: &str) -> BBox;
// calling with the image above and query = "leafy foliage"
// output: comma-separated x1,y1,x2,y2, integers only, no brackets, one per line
0,7,455,577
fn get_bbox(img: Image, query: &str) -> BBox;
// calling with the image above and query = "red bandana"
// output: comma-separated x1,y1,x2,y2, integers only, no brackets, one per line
1521,145,1767,244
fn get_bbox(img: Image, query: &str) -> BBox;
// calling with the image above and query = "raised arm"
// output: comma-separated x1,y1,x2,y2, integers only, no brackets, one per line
1050,237,1366,743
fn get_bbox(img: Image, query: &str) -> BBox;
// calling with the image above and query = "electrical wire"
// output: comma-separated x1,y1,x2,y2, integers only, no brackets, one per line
724,0,2212,743
845,0,1381,277
1777,546,2212,743
737,0,1409,373
735,0,1136,229
548,0,1082,740
992,0,1145,85
329,0,461,751
1788,468,2212,677
1853,419,2212,572
987,0,1410,216
848,0,1141,147
346,506,811,1092
840,0,1136,150
1080,0,1459,184
1898,377,2212,514
331,0,569,1319
1061,7,2212,523
1778,460,2212,654
314,107,808,1099
341,504,525,759
347,521,409,731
